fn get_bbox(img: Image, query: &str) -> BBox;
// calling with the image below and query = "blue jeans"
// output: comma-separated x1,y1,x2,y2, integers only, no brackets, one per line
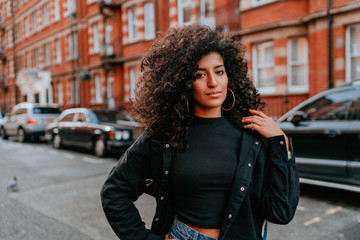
168,217,218,240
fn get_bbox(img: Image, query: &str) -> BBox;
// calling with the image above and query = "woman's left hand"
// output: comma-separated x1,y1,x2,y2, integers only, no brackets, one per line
242,109,289,150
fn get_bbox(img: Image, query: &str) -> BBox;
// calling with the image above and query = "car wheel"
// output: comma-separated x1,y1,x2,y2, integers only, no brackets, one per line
53,134,62,149
17,128,29,143
1,127,8,140
94,137,107,157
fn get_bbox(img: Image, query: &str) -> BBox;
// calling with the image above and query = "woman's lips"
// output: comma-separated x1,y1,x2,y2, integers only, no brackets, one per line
206,91,221,97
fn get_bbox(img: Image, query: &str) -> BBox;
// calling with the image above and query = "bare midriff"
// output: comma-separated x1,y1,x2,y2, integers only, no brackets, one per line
187,225,220,239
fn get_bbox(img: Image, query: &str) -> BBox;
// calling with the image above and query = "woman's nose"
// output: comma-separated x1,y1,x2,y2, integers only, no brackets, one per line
207,73,218,87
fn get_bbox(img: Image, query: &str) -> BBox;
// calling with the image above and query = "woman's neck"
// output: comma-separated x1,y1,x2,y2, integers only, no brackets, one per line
192,108,222,118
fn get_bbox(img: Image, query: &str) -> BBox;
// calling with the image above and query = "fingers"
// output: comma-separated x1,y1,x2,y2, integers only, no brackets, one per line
248,109,270,119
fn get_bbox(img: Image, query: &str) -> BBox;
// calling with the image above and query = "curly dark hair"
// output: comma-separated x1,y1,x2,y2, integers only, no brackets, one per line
130,24,265,147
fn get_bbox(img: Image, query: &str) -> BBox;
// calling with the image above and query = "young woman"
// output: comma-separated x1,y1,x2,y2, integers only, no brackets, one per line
101,25,300,240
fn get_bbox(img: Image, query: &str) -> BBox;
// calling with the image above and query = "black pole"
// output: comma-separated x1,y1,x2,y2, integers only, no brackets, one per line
327,0,333,89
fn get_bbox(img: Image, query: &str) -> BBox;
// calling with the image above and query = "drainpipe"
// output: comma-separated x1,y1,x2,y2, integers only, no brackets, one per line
327,0,333,89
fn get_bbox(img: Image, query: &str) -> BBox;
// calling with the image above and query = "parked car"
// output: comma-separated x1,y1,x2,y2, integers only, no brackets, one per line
1,102,61,142
0,111,4,134
45,108,143,157
277,80,360,192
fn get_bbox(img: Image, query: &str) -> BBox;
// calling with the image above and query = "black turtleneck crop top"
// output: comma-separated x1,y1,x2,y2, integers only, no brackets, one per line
171,116,243,228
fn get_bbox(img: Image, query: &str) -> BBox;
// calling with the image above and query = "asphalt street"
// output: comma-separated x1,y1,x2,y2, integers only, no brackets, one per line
0,137,359,240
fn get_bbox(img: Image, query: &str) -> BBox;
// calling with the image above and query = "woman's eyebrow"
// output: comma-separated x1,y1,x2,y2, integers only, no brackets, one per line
197,65,224,71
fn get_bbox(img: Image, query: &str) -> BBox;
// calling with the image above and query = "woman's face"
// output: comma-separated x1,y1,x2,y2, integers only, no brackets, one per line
192,52,228,117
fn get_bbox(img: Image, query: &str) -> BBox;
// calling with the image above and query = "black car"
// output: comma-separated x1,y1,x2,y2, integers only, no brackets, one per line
277,81,360,192
45,108,143,157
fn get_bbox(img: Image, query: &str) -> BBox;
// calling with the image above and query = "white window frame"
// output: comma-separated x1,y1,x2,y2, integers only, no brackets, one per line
105,20,113,56
25,17,30,38
33,48,39,68
66,0,77,17
56,39,62,64
93,23,100,53
73,32,79,59
144,2,155,40
58,82,63,105
287,37,309,93
31,11,37,33
68,32,78,60
70,78,80,105
200,0,215,29
251,0,275,7
346,24,360,83
45,43,51,66
252,41,275,94
43,4,49,27
129,66,138,99
94,74,102,103
26,52,31,68
7,29,11,48
128,7,137,43
54,0,60,21
6,1,11,18
75,78,80,105
177,0,192,26
107,74,115,109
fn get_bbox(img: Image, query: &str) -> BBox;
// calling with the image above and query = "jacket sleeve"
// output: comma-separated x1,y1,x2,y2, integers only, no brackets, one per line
100,132,165,240
260,135,300,224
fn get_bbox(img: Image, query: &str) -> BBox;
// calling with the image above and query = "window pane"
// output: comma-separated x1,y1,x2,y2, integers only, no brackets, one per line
128,7,136,42
183,6,191,23
351,56,360,80
204,0,213,18
300,90,355,121
258,68,274,88
255,41,274,89
350,26,360,54
145,3,155,39
291,65,305,86
291,38,306,62
95,75,102,102
257,43,273,65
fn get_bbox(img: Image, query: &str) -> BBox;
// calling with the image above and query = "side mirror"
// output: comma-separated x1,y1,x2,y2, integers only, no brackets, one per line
287,111,310,126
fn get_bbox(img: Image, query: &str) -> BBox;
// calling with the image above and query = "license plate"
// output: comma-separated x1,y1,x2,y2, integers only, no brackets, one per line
45,119,54,124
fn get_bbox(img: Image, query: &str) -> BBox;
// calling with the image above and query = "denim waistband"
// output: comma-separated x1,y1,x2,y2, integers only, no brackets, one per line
169,217,218,240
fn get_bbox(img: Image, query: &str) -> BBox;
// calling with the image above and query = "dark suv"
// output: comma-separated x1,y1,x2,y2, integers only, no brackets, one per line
277,81,360,192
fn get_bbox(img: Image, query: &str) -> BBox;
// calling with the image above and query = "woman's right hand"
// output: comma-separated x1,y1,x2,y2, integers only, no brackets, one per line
165,233,177,240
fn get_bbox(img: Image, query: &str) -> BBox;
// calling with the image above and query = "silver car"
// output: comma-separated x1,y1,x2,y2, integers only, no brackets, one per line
1,102,61,142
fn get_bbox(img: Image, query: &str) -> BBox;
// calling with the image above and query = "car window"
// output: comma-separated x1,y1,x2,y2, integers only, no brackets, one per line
59,113,75,122
16,108,27,115
76,113,87,122
33,107,61,114
299,89,355,121
92,110,133,122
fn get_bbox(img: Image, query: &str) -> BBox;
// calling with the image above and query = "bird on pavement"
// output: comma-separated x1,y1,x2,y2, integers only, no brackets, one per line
7,176,19,192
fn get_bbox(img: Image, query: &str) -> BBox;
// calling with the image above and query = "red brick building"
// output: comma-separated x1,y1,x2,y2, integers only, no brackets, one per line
0,0,359,119
237,0,360,118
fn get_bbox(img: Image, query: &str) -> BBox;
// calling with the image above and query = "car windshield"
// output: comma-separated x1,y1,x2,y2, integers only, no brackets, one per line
32,107,61,114
91,110,133,123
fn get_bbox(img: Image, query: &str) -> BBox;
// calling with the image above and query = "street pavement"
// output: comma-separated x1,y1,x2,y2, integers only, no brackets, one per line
0,137,359,240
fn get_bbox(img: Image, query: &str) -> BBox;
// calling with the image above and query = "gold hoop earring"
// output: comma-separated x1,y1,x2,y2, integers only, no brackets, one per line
222,88,235,111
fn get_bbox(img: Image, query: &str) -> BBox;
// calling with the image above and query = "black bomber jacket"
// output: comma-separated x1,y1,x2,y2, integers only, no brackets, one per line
101,129,300,240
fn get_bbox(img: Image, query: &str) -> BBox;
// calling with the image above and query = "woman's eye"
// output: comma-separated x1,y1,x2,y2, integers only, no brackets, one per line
217,70,224,75
195,73,205,78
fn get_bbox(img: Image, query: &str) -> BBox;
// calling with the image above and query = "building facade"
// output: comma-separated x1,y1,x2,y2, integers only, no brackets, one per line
237,0,360,118
0,0,359,119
